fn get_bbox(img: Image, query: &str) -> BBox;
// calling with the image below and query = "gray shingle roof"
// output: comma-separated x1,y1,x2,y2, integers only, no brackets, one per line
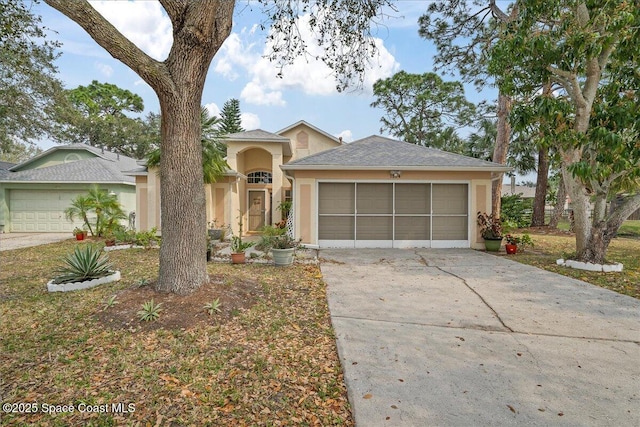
282,135,511,171
0,157,135,184
225,129,289,142
0,161,16,170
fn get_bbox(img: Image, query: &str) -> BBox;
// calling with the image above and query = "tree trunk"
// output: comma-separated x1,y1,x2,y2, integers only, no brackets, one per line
549,174,566,228
491,93,512,217
581,194,640,264
155,91,209,294
561,148,591,257
531,146,549,226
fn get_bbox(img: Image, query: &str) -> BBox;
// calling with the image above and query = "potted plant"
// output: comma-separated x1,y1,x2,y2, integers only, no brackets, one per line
230,215,253,264
259,228,301,266
206,234,217,262
104,231,116,247
230,236,254,264
477,212,503,252
505,234,519,254
73,227,86,241
207,219,226,241
505,233,534,254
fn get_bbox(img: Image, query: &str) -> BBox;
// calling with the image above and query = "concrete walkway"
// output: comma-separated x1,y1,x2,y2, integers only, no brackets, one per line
321,249,640,426
0,233,70,251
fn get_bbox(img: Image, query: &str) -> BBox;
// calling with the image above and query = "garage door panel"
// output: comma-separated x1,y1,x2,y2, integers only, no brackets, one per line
10,190,84,233
432,216,468,240
318,182,468,248
395,216,430,240
319,216,354,240
357,184,392,214
319,183,354,214
395,184,430,214
356,216,392,240
432,184,468,214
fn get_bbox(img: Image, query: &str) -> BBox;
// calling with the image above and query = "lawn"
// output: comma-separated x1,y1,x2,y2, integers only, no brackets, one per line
506,227,640,299
0,239,352,426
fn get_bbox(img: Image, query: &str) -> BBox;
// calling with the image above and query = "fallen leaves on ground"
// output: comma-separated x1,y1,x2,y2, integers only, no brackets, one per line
0,240,353,426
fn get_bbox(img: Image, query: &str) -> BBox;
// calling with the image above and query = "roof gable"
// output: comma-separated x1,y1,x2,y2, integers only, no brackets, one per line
276,120,341,144
1,157,135,184
10,143,138,172
282,135,511,171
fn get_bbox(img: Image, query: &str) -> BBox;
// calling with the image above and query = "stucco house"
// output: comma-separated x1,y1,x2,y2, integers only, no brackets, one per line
0,144,137,233
134,120,510,249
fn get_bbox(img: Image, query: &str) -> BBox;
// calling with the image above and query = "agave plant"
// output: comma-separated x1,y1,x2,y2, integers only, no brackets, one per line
52,245,114,284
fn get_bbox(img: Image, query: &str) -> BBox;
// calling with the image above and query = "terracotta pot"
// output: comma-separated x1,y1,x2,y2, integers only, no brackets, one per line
505,244,517,254
75,233,85,241
105,239,116,247
231,252,246,264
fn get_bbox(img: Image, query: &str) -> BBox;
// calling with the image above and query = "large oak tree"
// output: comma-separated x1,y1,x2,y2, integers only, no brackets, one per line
44,0,395,294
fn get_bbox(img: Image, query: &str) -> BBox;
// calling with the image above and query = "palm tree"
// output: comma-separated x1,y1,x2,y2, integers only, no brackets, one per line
146,106,229,184
86,186,126,236
64,195,94,236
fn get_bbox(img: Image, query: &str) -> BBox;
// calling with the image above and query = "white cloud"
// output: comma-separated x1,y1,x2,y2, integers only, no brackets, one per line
213,14,400,106
240,82,285,107
336,130,353,143
90,1,172,60
204,102,221,118
94,61,113,77
241,112,261,130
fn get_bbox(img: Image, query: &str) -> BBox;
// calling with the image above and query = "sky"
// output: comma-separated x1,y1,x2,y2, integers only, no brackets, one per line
33,0,508,163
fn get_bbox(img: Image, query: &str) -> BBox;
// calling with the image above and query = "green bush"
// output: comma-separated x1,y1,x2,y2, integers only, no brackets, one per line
500,194,533,228
52,245,115,284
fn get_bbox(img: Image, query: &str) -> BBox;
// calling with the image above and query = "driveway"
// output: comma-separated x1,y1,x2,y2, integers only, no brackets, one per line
0,233,70,251
321,249,640,426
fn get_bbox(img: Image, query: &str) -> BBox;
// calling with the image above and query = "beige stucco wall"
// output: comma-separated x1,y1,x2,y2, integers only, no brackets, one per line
289,169,494,249
279,125,341,162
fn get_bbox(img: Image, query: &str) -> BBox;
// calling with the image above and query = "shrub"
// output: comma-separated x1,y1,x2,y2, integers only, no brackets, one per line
138,300,162,321
501,194,533,228
52,245,115,284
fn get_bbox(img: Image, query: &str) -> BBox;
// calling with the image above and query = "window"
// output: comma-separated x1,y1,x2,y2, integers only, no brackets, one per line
247,171,272,184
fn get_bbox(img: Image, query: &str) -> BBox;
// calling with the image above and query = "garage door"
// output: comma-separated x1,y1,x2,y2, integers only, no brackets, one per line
318,182,468,248
10,190,85,232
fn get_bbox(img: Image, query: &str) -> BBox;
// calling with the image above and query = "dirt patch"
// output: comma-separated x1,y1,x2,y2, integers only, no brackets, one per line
95,274,265,332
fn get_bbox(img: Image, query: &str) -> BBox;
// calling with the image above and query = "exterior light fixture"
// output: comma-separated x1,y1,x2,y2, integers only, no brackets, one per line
390,170,401,178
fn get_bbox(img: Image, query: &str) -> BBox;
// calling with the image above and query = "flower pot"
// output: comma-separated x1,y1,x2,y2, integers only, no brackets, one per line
272,247,295,266
231,252,246,264
505,244,517,254
75,233,85,241
105,239,116,247
483,238,502,252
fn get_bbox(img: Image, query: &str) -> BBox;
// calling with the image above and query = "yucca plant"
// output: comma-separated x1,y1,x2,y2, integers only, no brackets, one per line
52,245,114,284
204,298,222,315
138,300,162,321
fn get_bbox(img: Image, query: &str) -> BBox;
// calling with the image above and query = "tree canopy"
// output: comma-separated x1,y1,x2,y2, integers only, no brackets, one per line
52,80,153,158
219,98,244,135
488,0,640,263
0,0,64,160
371,71,475,152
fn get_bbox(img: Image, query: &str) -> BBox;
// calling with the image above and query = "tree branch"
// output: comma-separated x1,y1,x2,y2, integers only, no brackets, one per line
43,0,174,94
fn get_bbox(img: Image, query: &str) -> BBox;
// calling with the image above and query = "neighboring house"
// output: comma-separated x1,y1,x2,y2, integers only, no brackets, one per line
0,144,138,233
134,120,510,250
501,183,537,201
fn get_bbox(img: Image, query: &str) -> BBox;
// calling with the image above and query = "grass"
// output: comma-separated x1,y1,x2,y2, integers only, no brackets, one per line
0,239,352,426
555,219,640,236
507,230,640,299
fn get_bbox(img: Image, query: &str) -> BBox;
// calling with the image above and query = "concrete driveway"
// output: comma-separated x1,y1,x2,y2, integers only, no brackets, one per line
321,249,640,426
0,233,70,251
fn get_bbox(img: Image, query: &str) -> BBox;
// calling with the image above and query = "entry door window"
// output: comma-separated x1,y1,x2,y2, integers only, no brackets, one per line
248,191,266,231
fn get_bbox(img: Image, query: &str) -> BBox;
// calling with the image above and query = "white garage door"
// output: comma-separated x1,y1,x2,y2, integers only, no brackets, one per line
10,190,85,232
318,182,469,248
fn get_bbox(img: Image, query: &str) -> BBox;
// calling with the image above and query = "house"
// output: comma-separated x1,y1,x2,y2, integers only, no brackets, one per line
134,120,510,249
0,144,138,233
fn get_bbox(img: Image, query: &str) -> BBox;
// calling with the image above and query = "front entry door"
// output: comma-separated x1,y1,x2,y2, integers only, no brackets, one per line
248,190,266,231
